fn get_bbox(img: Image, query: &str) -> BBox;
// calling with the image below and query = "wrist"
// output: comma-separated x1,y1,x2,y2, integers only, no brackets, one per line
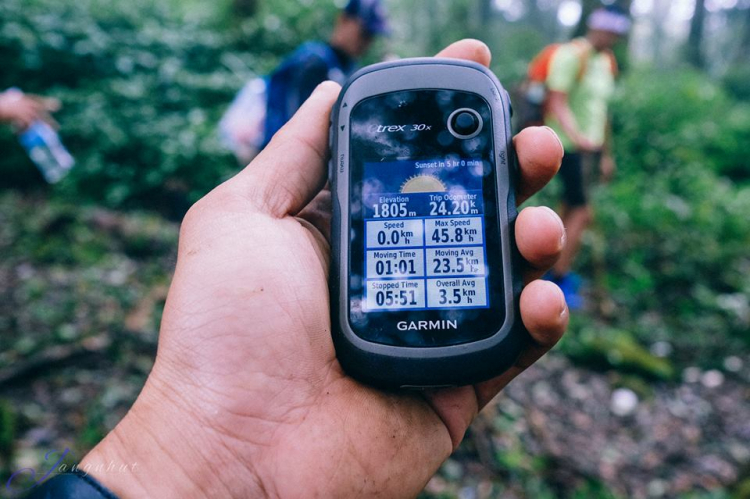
80,365,267,498
573,137,588,150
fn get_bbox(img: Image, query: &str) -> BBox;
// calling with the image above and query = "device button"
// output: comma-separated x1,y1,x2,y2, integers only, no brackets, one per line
453,112,478,135
447,108,483,139
504,90,514,117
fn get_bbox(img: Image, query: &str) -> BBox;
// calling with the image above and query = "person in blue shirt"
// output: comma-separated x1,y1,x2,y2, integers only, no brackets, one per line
262,0,389,149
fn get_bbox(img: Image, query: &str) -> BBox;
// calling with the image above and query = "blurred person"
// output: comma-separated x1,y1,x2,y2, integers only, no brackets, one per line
220,0,389,163
0,88,59,129
18,40,569,499
0,87,74,183
543,5,631,309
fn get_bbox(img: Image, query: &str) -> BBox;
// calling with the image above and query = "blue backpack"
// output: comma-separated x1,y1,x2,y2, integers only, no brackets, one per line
219,42,349,160
263,42,349,147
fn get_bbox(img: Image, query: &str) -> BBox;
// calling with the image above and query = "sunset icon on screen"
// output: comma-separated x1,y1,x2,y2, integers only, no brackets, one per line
400,174,447,193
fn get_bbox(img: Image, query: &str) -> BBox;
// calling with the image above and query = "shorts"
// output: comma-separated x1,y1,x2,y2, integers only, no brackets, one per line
558,152,599,207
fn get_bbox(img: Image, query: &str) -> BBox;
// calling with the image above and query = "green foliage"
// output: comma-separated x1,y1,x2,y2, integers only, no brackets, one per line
568,480,624,499
0,191,177,362
0,0,339,211
1,2,748,496
574,69,750,368
732,476,750,499
722,63,750,102
563,324,675,380
0,399,16,471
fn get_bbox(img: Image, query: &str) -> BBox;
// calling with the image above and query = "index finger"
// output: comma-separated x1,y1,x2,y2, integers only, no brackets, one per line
513,127,564,205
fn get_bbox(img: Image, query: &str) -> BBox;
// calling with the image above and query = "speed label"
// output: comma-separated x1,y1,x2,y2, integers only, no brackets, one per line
366,219,424,248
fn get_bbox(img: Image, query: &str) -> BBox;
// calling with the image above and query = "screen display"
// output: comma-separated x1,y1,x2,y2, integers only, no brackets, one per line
347,89,505,347
362,157,489,312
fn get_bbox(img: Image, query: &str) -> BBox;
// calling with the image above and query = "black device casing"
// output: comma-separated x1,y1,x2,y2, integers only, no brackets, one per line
329,58,528,388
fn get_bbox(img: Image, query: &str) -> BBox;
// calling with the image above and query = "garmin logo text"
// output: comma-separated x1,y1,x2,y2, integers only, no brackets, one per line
397,320,458,331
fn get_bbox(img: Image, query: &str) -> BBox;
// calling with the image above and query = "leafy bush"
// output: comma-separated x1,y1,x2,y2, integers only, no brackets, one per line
722,63,750,102
0,0,337,212
569,69,750,367
2,0,748,372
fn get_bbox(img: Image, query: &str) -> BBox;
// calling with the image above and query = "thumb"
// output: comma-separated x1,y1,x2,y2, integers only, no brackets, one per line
230,81,341,217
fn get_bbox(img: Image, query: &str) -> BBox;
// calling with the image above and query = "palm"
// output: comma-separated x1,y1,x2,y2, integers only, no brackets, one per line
159,195,454,496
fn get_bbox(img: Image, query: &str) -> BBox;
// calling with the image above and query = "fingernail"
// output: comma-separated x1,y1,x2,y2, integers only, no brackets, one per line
557,287,568,317
542,126,565,159
537,206,566,249
313,80,341,96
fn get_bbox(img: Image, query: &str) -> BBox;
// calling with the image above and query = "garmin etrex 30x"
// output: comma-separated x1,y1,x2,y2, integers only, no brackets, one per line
329,58,527,388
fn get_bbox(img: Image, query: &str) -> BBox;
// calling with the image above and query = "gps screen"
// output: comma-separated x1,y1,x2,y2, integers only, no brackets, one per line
362,157,489,312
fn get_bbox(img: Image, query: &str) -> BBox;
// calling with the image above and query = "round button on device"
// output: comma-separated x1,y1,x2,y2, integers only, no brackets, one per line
454,112,478,134
447,108,483,139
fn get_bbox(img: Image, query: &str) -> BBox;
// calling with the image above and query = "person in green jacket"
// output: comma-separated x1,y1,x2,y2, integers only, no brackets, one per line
544,5,631,308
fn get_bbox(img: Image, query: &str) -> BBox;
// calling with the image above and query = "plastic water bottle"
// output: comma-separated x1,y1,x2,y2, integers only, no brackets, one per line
18,120,75,184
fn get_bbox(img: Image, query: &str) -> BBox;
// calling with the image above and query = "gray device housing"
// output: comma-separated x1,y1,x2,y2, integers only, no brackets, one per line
329,58,528,388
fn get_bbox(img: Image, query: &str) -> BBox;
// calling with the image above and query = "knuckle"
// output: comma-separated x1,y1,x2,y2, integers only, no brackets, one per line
179,198,207,239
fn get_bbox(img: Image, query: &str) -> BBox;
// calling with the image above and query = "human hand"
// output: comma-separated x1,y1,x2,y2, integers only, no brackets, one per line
81,40,568,499
600,153,616,182
574,135,601,153
0,89,60,130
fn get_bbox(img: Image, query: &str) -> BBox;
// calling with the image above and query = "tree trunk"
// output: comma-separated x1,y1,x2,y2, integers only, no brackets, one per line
615,0,634,73
573,0,600,38
686,0,706,68
739,6,750,63
232,0,258,18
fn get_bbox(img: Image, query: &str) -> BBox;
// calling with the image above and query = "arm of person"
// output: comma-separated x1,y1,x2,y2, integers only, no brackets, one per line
546,90,594,150
0,89,60,129
545,45,598,152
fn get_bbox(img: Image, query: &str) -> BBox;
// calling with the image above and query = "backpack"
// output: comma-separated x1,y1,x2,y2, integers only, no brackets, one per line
515,40,617,129
218,77,268,163
219,42,345,162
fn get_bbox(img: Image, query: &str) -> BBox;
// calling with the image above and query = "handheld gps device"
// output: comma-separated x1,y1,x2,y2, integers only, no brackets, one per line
329,58,527,388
